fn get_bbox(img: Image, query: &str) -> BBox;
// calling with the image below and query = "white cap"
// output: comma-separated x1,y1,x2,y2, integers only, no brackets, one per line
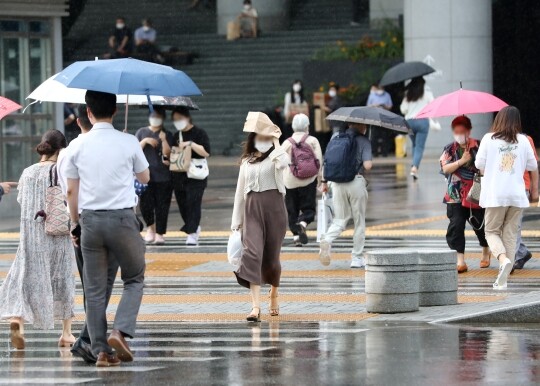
292,113,309,132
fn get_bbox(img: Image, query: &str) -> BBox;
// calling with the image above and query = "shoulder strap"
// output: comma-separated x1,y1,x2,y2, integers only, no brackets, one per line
48,164,58,187
299,133,310,144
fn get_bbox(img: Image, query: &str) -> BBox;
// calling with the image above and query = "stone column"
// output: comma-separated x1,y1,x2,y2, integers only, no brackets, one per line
217,0,291,35
404,0,493,152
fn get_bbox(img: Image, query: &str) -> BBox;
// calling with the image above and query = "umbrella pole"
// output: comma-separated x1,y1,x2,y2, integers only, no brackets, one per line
124,95,129,133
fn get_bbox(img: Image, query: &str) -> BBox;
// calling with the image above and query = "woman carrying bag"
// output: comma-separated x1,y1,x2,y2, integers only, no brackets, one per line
169,107,211,246
0,130,75,349
231,112,289,322
440,116,491,273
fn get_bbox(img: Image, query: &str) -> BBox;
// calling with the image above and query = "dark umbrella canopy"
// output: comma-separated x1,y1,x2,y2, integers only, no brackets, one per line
326,106,410,133
138,96,200,110
379,61,435,87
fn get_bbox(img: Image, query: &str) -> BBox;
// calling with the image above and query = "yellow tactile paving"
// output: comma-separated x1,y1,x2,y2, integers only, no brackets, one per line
74,294,367,305
367,216,447,230
72,293,504,306
71,313,377,322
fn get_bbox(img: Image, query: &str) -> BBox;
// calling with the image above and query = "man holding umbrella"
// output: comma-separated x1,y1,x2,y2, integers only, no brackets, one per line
318,107,409,268
65,90,149,367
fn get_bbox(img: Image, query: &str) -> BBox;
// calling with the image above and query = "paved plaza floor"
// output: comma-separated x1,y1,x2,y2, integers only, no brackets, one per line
1,157,540,384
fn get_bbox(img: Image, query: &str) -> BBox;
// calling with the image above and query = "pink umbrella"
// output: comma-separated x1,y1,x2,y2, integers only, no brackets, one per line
415,89,508,119
0,96,22,120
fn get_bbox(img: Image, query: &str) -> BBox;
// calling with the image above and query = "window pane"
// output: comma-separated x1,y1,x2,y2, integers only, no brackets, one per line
29,21,49,34
1,38,22,103
0,20,23,32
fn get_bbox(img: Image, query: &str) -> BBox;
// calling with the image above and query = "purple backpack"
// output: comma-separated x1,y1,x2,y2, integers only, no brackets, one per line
288,134,320,179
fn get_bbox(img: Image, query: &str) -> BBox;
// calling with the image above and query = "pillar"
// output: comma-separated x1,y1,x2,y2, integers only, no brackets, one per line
404,0,493,152
217,0,291,36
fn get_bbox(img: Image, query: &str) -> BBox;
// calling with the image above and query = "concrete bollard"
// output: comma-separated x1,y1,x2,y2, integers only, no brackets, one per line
417,250,458,306
365,249,419,313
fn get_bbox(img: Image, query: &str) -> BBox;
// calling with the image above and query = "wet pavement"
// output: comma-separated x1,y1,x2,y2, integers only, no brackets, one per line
1,157,540,384
1,322,540,385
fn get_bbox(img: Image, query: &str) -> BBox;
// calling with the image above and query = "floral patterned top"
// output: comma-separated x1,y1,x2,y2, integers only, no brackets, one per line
440,138,481,204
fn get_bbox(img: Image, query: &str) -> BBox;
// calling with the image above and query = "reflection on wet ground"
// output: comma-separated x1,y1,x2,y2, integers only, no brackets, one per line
1,322,540,385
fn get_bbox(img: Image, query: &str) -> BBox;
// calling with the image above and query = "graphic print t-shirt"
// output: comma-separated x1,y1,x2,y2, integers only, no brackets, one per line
475,133,538,208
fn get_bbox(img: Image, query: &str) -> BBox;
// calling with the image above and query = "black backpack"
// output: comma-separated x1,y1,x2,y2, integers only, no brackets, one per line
323,131,359,183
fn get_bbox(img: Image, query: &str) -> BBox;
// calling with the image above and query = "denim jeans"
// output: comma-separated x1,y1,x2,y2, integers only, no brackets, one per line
408,118,430,168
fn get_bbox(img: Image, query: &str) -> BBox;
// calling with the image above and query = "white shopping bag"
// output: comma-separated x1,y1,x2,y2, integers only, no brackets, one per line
316,193,334,242
227,230,242,266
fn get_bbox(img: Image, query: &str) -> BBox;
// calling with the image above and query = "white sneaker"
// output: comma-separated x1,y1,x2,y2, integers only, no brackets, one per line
493,258,512,290
153,234,165,245
186,226,201,246
319,240,331,266
350,257,365,269
144,229,155,244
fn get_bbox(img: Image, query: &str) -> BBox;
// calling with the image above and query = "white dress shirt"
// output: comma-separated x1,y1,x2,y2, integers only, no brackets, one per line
57,133,86,197
64,122,149,211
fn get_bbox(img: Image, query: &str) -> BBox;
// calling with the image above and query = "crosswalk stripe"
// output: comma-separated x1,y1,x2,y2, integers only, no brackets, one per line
0,378,99,384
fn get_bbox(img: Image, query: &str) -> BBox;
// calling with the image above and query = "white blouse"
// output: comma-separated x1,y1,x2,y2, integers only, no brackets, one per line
231,148,290,230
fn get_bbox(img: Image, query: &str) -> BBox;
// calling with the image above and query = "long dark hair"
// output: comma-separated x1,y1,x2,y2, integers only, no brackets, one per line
36,129,67,157
405,77,425,102
491,106,521,144
240,132,274,163
290,80,305,104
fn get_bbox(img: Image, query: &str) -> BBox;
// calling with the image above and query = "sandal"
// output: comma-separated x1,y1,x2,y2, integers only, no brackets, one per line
480,254,492,269
58,334,76,348
269,295,279,316
246,307,261,322
457,263,468,274
10,321,25,350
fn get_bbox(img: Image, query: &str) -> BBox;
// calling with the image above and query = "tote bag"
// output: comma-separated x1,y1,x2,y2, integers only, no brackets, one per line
187,158,209,180
170,133,192,173
45,165,70,236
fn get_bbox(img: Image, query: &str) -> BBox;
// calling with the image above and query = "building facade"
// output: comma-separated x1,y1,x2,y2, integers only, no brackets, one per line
0,0,67,182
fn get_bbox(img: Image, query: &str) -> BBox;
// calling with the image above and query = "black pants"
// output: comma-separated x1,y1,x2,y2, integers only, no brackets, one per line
446,203,489,254
172,173,207,234
285,180,317,235
75,235,119,343
139,181,172,235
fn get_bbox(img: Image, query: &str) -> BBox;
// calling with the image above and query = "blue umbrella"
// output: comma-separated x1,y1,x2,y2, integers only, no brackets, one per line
54,58,202,97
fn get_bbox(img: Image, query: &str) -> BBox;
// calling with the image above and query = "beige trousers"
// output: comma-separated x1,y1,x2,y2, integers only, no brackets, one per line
323,176,368,259
484,206,523,263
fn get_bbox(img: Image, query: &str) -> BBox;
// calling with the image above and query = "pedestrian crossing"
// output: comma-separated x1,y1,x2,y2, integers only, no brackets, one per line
0,323,369,384
3,236,540,254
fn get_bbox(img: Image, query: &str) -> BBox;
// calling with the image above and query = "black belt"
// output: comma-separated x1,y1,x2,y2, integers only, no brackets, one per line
91,208,133,212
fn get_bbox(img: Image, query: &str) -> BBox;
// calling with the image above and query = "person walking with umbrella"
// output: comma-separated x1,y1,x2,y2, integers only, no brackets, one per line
169,107,211,246
440,116,492,273
400,77,434,179
136,107,174,245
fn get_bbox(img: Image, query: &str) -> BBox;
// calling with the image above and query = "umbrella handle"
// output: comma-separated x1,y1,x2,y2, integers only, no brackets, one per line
124,95,129,133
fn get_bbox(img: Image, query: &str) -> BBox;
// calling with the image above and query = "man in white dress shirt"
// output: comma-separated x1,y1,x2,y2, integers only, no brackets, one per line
65,90,150,367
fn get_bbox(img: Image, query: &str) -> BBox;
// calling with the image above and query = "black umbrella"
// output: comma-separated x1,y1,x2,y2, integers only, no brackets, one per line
138,96,200,110
326,106,410,133
379,61,435,87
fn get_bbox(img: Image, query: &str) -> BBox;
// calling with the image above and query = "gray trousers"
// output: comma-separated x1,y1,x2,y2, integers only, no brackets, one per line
322,176,368,259
80,209,146,355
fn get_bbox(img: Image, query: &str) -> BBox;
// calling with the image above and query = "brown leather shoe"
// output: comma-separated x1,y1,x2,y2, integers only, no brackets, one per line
96,352,121,367
107,330,134,362
457,264,468,274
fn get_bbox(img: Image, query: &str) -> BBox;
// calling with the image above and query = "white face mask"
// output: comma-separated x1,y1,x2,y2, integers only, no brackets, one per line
116,23,125,30
149,117,163,127
142,26,150,32
293,84,302,93
376,90,385,96
174,119,189,131
454,134,467,145
244,5,251,11
255,140,273,154
328,90,337,98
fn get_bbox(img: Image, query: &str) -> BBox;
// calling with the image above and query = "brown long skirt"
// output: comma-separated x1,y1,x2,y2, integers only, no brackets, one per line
235,190,287,289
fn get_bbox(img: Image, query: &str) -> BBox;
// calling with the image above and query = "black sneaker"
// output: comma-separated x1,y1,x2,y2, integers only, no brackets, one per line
511,252,532,274
297,223,308,245
71,338,97,364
